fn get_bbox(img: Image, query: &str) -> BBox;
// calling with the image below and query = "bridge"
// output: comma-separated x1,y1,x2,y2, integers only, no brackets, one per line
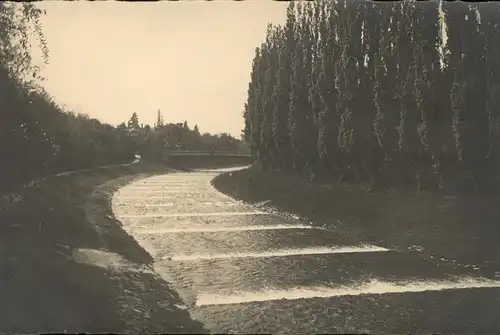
167,151,251,157
163,150,253,169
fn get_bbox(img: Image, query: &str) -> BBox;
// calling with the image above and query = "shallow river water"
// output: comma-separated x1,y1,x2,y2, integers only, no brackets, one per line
112,167,500,334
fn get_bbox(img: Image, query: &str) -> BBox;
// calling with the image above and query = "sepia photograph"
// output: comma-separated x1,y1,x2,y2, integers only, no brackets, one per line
0,0,499,333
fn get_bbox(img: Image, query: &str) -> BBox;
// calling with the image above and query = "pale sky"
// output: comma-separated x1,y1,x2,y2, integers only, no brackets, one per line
32,1,287,137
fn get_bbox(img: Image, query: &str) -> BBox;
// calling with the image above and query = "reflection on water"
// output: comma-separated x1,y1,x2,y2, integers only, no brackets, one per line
71,248,153,274
112,168,500,334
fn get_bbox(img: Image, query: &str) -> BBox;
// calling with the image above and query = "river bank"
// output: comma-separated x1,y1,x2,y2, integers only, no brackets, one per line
0,159,208,333
211,165,500,279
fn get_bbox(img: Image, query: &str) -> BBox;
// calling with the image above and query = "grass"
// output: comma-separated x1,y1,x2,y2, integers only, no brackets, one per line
0,159,209,334
211,165,500,278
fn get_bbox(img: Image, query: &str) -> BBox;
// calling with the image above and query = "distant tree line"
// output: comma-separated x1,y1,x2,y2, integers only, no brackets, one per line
243,0,500,193
120,110,250,161
0,3,247,194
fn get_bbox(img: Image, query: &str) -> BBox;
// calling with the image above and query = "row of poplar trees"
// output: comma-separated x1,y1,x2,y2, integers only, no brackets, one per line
243,0,500,193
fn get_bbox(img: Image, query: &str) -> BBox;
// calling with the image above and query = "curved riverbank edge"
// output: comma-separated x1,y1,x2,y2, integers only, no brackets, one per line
85,170,209,334
0,160,208,334
211,165,500,280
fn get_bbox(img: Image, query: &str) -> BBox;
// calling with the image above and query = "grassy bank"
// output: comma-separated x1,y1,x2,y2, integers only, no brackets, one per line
0,159,208,334
212,166,500,278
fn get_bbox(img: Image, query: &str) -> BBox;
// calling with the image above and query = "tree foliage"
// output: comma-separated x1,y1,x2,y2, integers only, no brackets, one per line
243,0,500,193
0,3,134,192
0,3,248,194
124,113,249,160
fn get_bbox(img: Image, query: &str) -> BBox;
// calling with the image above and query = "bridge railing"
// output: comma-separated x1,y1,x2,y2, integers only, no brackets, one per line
167,150,252,157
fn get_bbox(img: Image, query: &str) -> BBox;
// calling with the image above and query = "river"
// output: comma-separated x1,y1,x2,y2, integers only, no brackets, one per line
112,167,500,334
